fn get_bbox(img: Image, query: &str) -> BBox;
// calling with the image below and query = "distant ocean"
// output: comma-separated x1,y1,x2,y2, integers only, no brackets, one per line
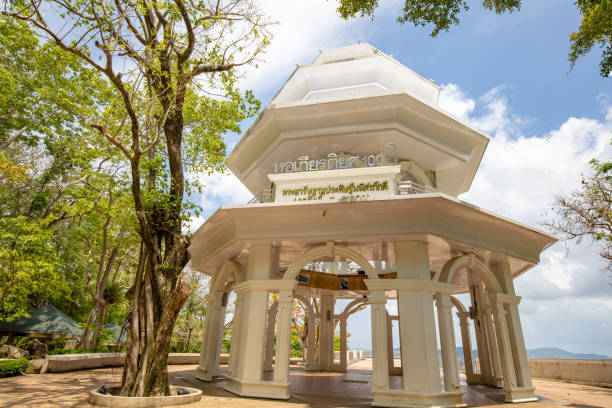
364,346,610,360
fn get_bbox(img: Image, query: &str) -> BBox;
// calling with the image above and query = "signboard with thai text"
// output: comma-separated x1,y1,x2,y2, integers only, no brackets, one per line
268,166,401,204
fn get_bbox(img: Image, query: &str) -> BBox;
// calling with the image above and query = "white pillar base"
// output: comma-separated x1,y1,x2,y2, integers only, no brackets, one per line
329,364,348,372
504,386,537,403
372,388,465,408
195,367,216,382
305,362,321,371
224,376,290,400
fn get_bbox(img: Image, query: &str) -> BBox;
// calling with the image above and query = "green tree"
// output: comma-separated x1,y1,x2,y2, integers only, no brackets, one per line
171,267,209,353
291,328,304,358
569,0,612,77
0,16,106,149
334,331,350,352
69,167,139,351
0,217,60,321
336,0,612,77
0,17,123,323
3,0,270,396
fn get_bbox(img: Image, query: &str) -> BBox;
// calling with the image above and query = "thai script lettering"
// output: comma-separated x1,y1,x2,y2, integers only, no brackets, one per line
281,181,389,201
273,152,390,174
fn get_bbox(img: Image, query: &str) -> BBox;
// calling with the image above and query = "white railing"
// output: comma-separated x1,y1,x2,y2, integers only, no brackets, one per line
247,189,274,204
396,181,438,195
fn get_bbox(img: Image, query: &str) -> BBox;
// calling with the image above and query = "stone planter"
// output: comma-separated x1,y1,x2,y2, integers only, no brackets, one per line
89,386,202,407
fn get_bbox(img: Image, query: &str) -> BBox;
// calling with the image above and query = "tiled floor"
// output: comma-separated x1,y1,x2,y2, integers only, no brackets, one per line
0,363,610,408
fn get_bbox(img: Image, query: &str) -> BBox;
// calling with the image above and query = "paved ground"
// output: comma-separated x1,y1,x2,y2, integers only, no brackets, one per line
0,362,610,408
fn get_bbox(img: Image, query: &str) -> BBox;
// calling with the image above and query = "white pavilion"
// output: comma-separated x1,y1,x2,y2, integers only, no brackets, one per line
189,44,556,408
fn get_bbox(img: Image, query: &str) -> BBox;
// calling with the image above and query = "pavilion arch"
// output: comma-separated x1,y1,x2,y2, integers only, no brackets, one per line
284,243,378,281
333,298,369,334
267,294,316,322
401,160,433,187
211,260,245,293
294,293,316,318
197,260,245,382
264,292,319,371
438,254,502,293
340,298,369,319
450,295,468,314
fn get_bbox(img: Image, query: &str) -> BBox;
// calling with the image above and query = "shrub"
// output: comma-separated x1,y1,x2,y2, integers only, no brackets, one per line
0,358,29,377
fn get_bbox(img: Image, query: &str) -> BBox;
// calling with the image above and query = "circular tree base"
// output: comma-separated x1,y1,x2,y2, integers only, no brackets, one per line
89,386,202,407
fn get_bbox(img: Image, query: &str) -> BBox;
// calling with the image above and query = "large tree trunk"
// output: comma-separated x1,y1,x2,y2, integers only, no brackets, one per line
120,237,191,397
184,326,193,352
90,301,108,351
77,302,100,349
79,224,124,350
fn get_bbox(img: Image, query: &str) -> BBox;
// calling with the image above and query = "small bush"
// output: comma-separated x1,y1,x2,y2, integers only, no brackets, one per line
0,358,29,378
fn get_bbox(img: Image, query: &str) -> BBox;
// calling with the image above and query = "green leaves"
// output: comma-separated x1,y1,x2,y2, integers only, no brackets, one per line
0,17,105,148
397,0,471,37
1,2,271,393
337,0,520,37
0,358,29,377
336,0,610,76
0,15,137,325
0,216,61,321
569,0,612,77
337,0,379,19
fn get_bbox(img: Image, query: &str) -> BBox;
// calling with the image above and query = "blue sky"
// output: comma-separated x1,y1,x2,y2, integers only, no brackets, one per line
192,0,612,356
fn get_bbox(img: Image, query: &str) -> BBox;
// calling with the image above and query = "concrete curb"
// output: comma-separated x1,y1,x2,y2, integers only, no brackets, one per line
88,386,202,407
44,353,209,373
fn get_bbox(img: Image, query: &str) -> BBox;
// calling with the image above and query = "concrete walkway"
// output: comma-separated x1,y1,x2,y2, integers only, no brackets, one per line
0,362,610,408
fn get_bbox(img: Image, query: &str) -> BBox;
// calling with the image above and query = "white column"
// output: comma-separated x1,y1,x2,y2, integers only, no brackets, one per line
197,291,225,381
226,244,273,384
484,299,504,387
369,290,390,391
386,312,394,373
232,288,268,381
490,299,518,400
491,293,537,402
395,241,441,394
224,280,296,400
397,288,441,393
506,302,533,388
339,318,348,370
436,294,461,392
246,244,274,280
226,292,243,377
306,314,316,369
318,294,335,370
469,276,495,386
210,294,227,379
491,260,535,391
197,300,211,380
264,303,278,371
273,290,294,384
458,311,476,382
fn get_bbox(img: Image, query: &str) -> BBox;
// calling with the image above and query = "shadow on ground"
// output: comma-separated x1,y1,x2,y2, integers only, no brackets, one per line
0,364,610,408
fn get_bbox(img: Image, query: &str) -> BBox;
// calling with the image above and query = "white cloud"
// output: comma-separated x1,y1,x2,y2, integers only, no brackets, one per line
237,0,402,95
439,83,476,121
191,83,612,356
187,2,612,354
198,171,253,215
441,83,612,356
445,83,612,228
237,1,363,93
